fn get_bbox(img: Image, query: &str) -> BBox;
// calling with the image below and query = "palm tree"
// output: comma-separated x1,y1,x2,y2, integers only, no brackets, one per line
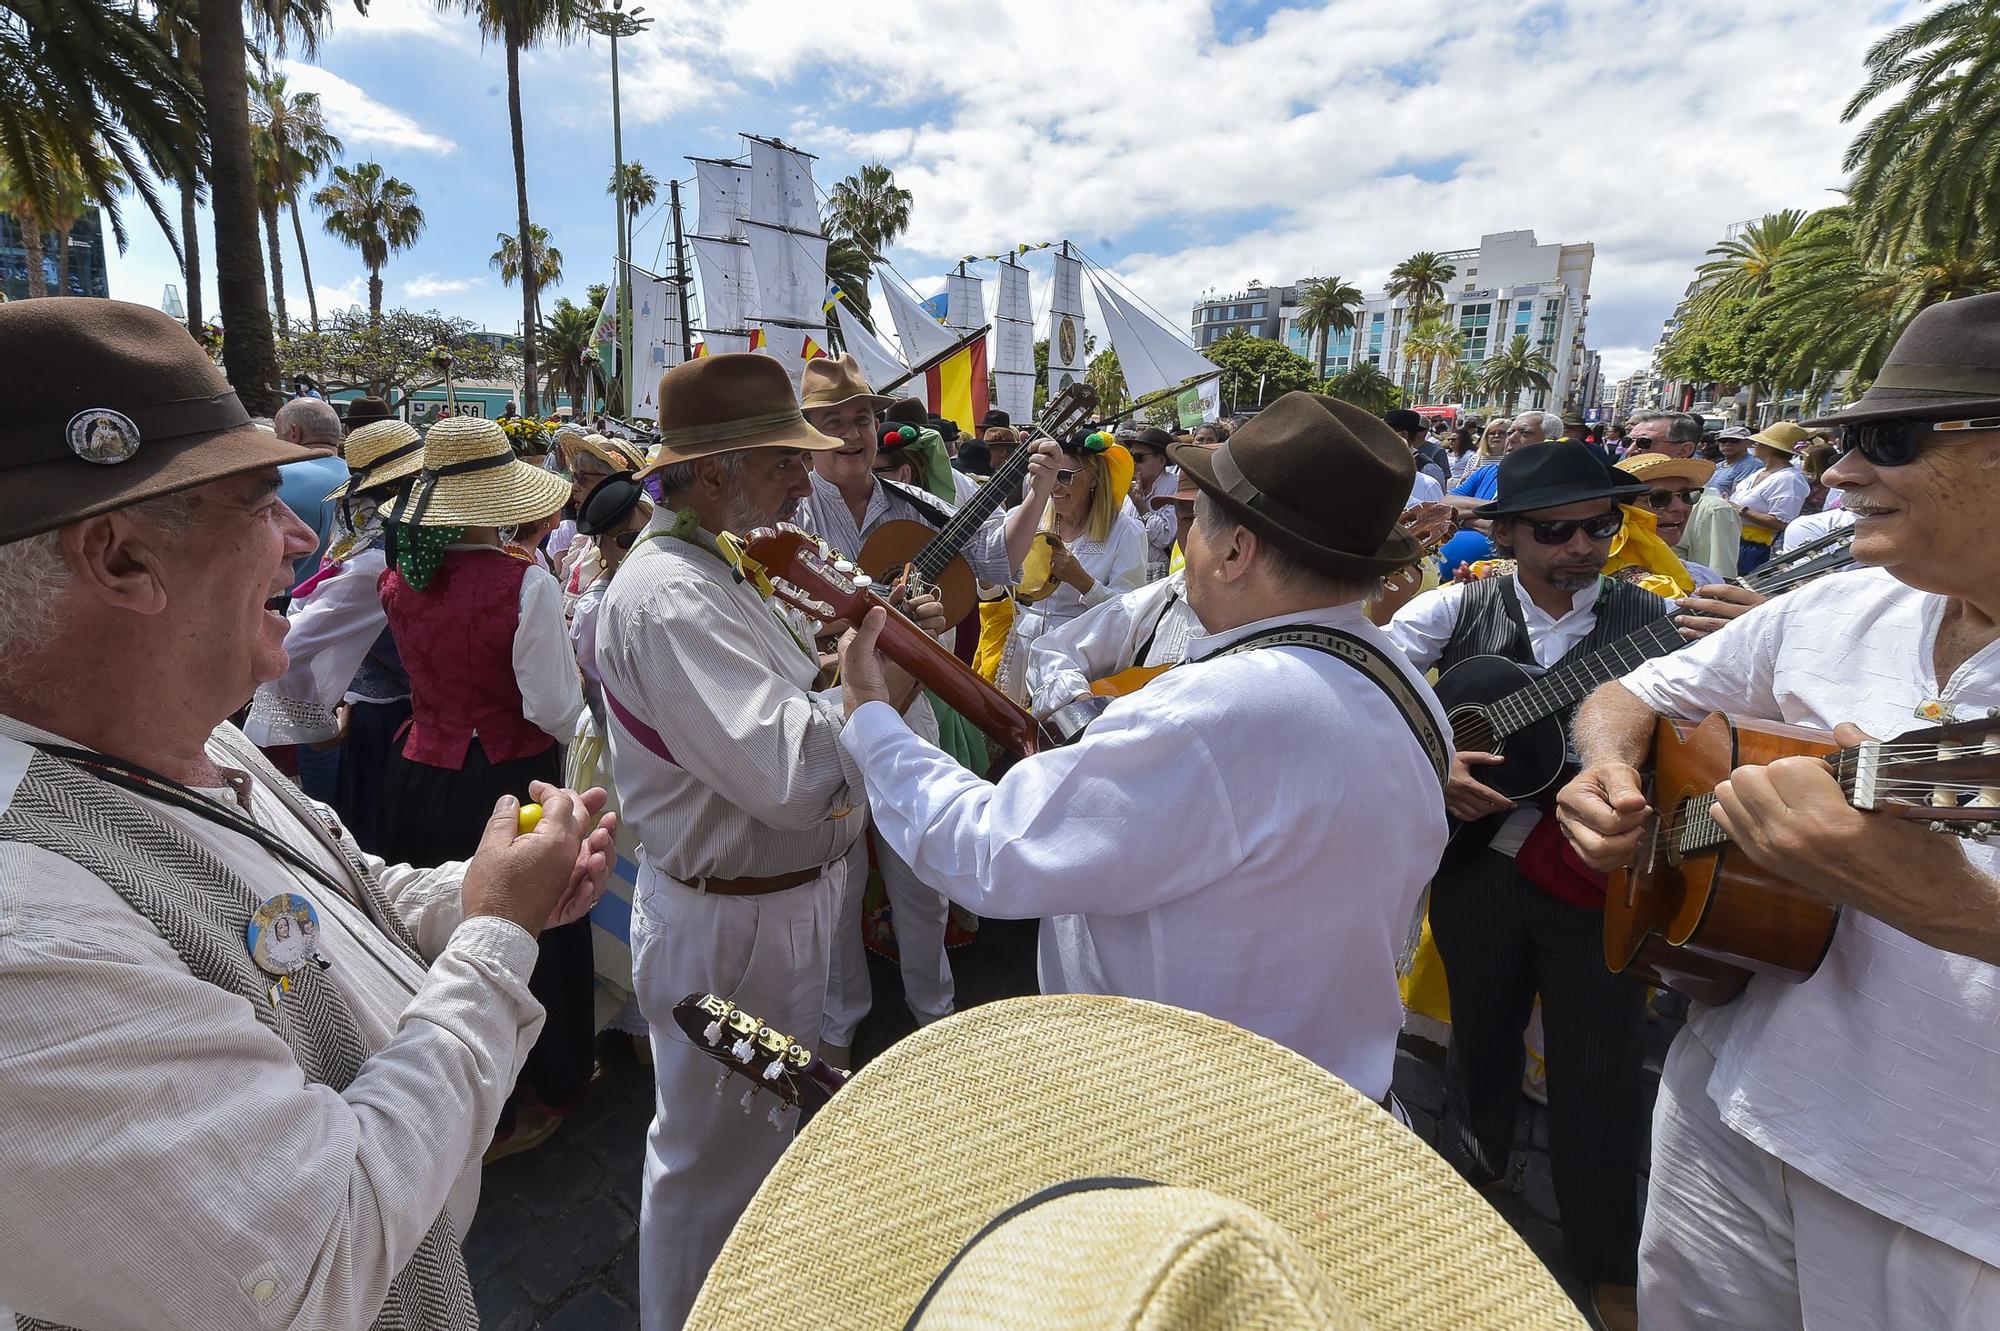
251,71,341,333
441,0,589,417
1322,362,1400,415
824,232,874,323
314,161,424,324
1386,250,1458,323
828,162,913,261
607,160,657,247
491,223,563,324
1444,360,1482,406
1688,209,1806,325
1401,316,1465,404
1479,334,1557,413
0,157,49,297
1842,0,2000,260
540,297,607,415
1292,276,1363,376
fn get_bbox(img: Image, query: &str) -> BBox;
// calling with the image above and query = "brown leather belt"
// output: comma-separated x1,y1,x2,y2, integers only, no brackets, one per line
687,866,823,897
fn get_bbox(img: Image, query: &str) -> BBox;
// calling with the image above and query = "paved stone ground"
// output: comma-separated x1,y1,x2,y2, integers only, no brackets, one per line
465,916,1678,1327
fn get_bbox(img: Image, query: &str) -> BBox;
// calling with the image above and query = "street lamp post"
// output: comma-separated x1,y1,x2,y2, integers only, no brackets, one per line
585,0,651,417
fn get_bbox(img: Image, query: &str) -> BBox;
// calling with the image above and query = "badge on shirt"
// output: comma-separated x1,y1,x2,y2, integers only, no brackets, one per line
247,892,323,977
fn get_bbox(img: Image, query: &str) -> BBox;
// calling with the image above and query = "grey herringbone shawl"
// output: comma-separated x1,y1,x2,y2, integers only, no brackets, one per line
2,739,478,1331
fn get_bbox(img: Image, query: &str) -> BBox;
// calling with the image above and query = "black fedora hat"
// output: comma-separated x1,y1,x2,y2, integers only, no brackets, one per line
982,408,1012,429
1170,392,1421,578
1476,442,1648,518
343,395,396,430
885,397,928,427
578,471,645,536
1806,291,2000,426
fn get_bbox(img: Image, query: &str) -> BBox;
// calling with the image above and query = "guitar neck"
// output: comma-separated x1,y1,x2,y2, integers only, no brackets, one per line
1488,616,1686,741
858,591,1046,757
909,397,1080,583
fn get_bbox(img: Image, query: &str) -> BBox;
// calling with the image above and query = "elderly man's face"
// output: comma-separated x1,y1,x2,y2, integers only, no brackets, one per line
1626,420,1694,460
1825,427,2000,589
804,402,879,493
724,447,814,531
1505,416,1549,452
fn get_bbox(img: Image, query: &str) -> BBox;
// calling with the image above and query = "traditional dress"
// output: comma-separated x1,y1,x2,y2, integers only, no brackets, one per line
0,716,539,1331
598,512,940,1331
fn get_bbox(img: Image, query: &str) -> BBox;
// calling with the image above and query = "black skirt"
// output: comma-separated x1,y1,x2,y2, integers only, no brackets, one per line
381,734,595,1118
332,697,410,859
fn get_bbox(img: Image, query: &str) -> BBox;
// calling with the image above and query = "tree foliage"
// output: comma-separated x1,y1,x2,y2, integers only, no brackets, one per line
1293,275,1362,374
279,307,514,400
1202,331,1318,410
1322,361,1401,414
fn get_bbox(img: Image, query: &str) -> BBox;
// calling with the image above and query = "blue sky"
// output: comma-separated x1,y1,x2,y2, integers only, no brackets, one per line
105,0,1921,383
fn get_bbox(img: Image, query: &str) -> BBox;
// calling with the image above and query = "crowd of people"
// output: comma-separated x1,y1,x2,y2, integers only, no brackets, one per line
0,290,1995,1331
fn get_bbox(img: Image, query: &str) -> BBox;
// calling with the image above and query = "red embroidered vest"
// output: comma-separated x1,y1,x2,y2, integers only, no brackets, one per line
378,547,554,769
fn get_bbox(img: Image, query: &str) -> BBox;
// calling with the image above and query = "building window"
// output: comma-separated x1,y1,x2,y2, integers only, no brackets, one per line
1250,303,1265,317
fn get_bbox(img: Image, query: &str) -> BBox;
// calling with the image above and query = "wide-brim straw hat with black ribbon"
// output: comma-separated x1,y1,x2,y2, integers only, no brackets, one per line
1170,391,1424,579
799,353,894,414
378,415,571,528
1806,290,2000,426
1476,441,1650,518
325,418,424,501
637,353,841,472
0,298,330,546
687,996,1584,1331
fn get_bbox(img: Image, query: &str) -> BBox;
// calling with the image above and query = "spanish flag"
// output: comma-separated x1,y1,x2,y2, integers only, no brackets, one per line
925,338,990,437
801,331,826,362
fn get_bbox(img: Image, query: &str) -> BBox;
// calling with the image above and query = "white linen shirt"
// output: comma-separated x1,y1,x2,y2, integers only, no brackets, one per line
1025,571,1201,717
244,548,394,746
1617,566,2000,1265
510,559,588,745
1388,575,1604,855
997,507,1149,702
797,470,1012,586
1773,505,1856,555
1730,464,1810,525
0,717,542,1331
1407,471,1445,507
842,601,1450,1099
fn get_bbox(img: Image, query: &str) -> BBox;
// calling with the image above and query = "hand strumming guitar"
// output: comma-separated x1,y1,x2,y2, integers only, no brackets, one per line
1673,583,1765,641
1047,539,1094,595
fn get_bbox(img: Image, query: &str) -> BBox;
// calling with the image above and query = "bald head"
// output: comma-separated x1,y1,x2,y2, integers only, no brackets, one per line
274,397,343,446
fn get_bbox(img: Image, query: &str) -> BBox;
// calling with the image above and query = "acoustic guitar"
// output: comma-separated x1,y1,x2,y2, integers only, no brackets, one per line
1603,711,2000,1004
673,993,848,1121
1436,525,1857,834
743,525,1063,757
855,383,1099,627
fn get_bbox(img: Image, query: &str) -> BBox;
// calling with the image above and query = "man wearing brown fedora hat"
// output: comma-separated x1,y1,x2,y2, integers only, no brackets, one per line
598,352,952,1331
1560,290,2000,1328
838,392,1450,1105
0,299,618,1331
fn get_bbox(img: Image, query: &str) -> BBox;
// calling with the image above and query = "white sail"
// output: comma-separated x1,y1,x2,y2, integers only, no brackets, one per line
1047,247,1087,399
691,235,754,336
880,278,958,366
703,331,752,356
692,159,749,241
631,273,684,418
834,299,910,394
993,258,1035,426
1089,269,1220,402
945,270,986,334
742,220,828,326
747,138,820,233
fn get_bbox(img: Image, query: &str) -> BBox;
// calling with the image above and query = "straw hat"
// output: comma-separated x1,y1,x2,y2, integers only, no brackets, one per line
326,418,423,500
378,415,571,528
1747,420,1819,456
799,353,893,413
687,996,1585,1330
1616,451,1714,490
638,353,841,471
567,431,644,474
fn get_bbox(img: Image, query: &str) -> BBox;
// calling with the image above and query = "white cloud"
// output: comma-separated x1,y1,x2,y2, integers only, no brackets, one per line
281,62,458,155
316,276,368,316
322,0,471,45
405,273,484,299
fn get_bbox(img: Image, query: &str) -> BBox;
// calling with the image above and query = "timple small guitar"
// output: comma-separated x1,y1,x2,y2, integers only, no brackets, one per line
1604,711,2000,1004
673,993,847,1120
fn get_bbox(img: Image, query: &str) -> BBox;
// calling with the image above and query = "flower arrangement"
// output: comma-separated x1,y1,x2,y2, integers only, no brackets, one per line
497,414,560,457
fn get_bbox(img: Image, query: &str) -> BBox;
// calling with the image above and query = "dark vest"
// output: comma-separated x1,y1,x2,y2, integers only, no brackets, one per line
350,623,410,703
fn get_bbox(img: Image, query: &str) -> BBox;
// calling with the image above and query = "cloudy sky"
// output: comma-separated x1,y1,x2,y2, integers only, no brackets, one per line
104,0,1916,384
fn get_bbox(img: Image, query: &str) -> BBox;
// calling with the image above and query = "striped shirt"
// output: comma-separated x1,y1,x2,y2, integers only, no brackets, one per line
797,471,1012,586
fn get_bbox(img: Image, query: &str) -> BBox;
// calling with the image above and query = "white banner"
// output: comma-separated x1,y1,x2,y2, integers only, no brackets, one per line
945,271,985,333
880,278,958,367
1047,250,1086,399
1089,269,1219,402
994,260,1035,376
743,221,828,326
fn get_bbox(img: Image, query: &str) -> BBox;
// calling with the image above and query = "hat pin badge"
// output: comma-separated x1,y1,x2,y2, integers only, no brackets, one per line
66,408,143,466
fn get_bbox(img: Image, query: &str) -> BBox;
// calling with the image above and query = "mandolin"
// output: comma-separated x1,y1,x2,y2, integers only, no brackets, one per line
743,525,1061,757
1603,711,2000,1004
856,383,1098,627
673,993,848,1121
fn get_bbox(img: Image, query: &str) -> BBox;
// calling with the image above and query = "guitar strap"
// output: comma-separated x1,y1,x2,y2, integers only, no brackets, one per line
1133,587,1183,667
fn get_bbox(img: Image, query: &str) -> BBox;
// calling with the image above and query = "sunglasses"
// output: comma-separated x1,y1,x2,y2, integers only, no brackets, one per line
1519,510,1623,545
1054,467,1083,485
1641,487,1703,509
612,529,641,551
1833,415,2000,467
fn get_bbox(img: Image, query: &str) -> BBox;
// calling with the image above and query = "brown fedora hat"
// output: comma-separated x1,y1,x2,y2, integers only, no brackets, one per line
1170,392,1422,578
799,353,894,413
0,299,329,546
1806,291,2000,426
638,353,841,473
342,396,396,431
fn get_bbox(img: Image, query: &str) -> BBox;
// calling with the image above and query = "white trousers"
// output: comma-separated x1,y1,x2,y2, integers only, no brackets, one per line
820,831,955,1047
1640,1027,2000,1330
631,857,844,1331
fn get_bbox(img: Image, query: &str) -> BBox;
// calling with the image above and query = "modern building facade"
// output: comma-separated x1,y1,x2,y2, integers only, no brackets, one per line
1,208,112,301
1190,282,1287,344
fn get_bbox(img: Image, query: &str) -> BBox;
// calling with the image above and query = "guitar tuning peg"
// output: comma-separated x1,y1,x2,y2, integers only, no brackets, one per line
761,1060,785,1082
703,1020,723,1045
832,558,856,575
767,1105,791,1130
731,1038,757,1063
713,1069,730,1096
738,1088,757,1113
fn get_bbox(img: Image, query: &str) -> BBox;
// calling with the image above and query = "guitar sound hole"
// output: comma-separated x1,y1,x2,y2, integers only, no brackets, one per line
1450,707,1500,755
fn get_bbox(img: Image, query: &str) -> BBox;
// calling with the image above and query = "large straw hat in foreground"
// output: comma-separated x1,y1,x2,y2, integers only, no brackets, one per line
688,996,1585,1331
378,415,570,528
326,418,423,500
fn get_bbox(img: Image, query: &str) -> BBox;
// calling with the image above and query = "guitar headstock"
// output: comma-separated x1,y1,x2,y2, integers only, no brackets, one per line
1850,713,2000,838
1031,382,1098,443
672,993,848,1122
1398,501,1458,555
741,525,879,629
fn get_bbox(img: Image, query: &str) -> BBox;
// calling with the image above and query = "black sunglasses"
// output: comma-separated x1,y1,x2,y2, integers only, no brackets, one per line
1519,510,1623,545
612,529,641,550
1641,487,1703,509
1834,415,2000,467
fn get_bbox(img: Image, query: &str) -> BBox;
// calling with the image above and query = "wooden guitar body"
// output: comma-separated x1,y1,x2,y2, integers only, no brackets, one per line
858,518,978,626
1604,713,1841,1004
